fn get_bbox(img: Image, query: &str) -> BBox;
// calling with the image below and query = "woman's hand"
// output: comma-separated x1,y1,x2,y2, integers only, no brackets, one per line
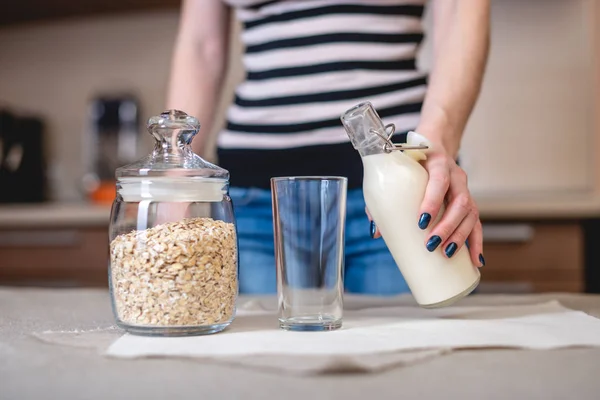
368,144,485,268
417,145,484,267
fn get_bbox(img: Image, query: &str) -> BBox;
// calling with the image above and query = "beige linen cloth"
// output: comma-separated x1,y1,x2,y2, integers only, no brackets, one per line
33,297,600,375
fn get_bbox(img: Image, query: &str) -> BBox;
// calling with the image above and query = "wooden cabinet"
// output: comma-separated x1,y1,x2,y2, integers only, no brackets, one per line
478,222,585,293
0,221,587,293
0,227,109,287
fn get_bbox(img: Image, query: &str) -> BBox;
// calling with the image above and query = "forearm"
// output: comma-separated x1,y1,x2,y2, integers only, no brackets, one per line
417,0,490,158
165,0,230,156
166,42,227,155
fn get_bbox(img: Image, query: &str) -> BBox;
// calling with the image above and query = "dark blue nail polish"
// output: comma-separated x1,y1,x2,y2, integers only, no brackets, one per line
445,242,457,258
465,239,470,249
426,235,442,252
418,213,431,230
479,253,486,267
370,221,376,239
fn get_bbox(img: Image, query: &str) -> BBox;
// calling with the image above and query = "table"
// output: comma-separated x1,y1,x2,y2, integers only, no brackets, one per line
1,288,600,400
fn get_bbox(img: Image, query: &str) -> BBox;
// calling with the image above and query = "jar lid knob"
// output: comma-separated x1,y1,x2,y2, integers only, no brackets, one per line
147,109,200,145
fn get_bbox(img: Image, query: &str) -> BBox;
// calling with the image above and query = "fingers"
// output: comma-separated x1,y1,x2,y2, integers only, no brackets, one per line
370,220,381,239
365,207,381,239
467,220,485,267
424,192,472,253
424,164,484,266
418,156,450,230
440,210,478,258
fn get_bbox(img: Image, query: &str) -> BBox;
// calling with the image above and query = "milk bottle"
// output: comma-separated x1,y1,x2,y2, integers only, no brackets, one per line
340,101,480,308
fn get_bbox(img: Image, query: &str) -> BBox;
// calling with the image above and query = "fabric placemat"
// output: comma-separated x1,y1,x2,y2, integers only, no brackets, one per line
98,300,600,374
31,326,447,375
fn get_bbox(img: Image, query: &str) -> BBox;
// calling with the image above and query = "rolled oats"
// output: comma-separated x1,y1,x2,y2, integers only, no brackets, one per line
110,217,237,327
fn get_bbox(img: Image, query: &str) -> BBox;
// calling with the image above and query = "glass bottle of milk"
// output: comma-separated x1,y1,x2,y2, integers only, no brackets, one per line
340,101,480,308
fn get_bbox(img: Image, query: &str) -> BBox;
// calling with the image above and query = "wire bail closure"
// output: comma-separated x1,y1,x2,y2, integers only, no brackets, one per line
370,123,429,153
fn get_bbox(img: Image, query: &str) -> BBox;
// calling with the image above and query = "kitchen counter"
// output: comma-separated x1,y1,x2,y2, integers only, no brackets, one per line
0,194,599,229
1,287,600,400
0,202,111,228
474,193,600,220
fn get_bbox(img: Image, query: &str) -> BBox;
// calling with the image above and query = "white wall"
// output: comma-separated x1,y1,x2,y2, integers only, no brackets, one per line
0,11,243,201
420,0,596,197
1,0,597,203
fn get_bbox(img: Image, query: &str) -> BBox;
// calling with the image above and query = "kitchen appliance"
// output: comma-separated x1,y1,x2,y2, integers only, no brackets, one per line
0,109,47,203
82,94,141,204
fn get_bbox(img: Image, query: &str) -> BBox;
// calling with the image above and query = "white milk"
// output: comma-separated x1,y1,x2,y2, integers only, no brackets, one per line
362,150,480,307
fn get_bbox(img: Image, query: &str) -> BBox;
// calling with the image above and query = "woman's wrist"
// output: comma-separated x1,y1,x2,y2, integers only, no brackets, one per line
416,124,459,158
416,103,462,157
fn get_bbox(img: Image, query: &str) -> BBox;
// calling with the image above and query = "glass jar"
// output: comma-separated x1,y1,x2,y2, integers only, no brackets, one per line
108,110,238,336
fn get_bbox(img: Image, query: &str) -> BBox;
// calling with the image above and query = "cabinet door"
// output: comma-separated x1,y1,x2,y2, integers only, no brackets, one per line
478,223,584,293
0,228,109,287
419,0,597,197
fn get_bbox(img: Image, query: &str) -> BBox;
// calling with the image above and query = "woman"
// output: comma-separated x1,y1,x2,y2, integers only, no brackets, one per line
166,0,490,295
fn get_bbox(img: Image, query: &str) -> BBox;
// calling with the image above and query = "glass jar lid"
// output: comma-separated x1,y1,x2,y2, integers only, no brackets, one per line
115,109,228,180
115,110,229,202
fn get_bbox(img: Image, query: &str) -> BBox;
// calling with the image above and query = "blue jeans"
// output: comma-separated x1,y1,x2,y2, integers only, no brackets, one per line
230,187,410,296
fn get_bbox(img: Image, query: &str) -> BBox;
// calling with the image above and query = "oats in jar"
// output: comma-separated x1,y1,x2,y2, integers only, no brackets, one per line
109,217,238,328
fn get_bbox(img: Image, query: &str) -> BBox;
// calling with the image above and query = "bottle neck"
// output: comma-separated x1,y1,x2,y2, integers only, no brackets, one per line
353,132,389,158
340,102,390,157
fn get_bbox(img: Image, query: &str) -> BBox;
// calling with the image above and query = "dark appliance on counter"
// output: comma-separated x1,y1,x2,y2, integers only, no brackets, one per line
0,109,47,203
81,94,141,204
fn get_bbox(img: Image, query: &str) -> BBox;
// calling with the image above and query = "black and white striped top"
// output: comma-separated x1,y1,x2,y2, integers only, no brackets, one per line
218,0,428,189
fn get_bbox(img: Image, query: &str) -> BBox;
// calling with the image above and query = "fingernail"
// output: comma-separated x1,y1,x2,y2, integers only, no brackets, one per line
426,235,442,252
370,221,377,239
479,253,486,267
418,213,431,230
465,239,470,249
445,242,457,258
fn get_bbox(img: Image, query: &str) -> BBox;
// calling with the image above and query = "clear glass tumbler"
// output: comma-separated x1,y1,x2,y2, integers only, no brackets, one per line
270,176,347,331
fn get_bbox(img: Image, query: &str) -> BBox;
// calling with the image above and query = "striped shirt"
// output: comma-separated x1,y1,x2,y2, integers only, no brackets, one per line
218,0,428,189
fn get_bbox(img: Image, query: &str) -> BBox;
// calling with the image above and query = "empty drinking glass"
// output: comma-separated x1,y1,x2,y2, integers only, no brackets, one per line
270,176,347,331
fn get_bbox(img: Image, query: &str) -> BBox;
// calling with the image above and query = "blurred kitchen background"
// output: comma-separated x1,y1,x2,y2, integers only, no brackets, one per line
0,0,598,293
